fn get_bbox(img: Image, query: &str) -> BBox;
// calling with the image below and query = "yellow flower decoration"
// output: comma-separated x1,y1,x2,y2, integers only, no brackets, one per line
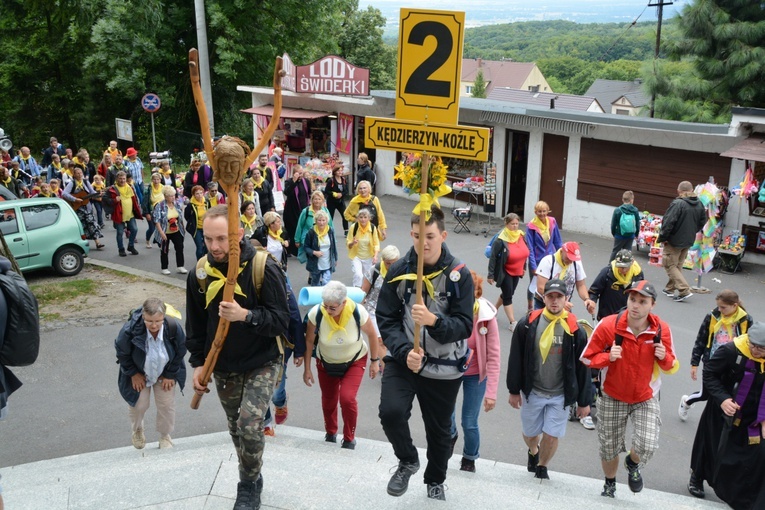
395,153,451,219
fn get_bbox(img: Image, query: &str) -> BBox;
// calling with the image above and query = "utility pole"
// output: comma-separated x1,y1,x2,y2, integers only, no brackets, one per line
649,0,673,118
194,0,214,136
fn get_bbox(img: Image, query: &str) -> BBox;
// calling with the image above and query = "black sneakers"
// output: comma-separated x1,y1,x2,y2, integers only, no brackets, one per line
460,457,475,472
624,453,643,493
234,475,263,510
601,480,616,498
427,482,446,500
688,473,705,498
341,438,356,450
387,461,420,497
527,449,539,472
534,465,549,479
324,433,337,443
128,247,139,255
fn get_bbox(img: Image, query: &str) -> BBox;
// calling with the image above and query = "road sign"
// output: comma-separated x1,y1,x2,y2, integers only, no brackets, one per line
141,93,161,113
365,117,490,161
395,9,465,125
115,118,133,141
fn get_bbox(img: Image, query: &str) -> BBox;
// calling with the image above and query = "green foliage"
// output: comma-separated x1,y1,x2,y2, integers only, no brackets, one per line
472,70,487,98
337,2,397,90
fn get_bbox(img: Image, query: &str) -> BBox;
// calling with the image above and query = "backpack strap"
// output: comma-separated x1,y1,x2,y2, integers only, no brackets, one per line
251,249,269,299
614,310,626,346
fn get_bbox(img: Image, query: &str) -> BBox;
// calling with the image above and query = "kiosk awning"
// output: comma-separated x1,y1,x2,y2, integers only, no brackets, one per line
240,106,330,120
721,134,765,163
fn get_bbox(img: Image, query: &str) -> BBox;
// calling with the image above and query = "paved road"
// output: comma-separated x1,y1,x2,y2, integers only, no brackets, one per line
4,194,764,502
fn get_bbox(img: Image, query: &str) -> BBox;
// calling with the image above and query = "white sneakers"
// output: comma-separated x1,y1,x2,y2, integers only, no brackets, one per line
678,395,692,421
159,435,173,449
177,267,188,274
132,428,146,449
580,416,595,430
146,241,152,249
161,269,171,275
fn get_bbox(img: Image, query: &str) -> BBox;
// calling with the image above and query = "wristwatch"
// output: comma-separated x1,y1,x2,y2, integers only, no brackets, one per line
245,310,254,325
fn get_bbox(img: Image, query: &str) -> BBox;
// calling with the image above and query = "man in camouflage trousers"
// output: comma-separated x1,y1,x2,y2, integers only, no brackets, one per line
186,205,290,510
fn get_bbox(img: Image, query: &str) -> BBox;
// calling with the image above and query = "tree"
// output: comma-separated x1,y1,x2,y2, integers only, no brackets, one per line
471,70,487,98
337,2,397,90
650,0,765,123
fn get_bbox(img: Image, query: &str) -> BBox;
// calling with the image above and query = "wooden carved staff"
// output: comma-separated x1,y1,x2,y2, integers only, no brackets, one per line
189,49,284,409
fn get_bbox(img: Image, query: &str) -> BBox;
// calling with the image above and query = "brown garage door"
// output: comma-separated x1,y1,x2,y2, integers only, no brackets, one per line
577,138,731,213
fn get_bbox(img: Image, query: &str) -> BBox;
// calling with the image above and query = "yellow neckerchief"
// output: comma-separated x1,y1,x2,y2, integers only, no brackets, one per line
380,261,389,279
203,260,247,308
115,182,133,198
242,192,255,203
150,183,164,206
50,184,60,193
734,334,765,373
268,227,284,242
72,156,84,167
320,298,356,335
354,221,371,237
51,162,62,172
350,194,373,208
241,214,257,230
713,307,749,345
530,215,550,244
208,193,219,207
314,223,330,243
498,227,523,244
20,156,30,164
389,269,445,301
252,174,266,189
62,167,73,178
473,299,480,316
38,191,53,197
611,261,642,287
93,182,105,191
0,176,11,186
554,249,570,281
73,179,85,191
540,308,571,363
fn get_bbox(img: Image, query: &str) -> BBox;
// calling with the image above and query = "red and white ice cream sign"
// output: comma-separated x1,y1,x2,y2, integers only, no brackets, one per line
296,55,370,96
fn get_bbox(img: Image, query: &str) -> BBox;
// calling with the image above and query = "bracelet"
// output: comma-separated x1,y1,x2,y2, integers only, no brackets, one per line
370,357,380,362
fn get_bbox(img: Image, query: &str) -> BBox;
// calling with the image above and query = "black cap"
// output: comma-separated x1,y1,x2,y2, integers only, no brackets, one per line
625,280,657,300
544,279,567,296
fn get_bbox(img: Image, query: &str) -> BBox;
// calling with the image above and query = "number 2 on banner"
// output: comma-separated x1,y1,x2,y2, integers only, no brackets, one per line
395,9,465,125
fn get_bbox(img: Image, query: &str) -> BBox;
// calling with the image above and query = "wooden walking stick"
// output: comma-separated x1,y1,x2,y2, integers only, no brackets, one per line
189,49,284,409
412,152,430,352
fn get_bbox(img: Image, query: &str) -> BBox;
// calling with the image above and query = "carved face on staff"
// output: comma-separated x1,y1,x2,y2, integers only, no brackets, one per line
211,137,248,188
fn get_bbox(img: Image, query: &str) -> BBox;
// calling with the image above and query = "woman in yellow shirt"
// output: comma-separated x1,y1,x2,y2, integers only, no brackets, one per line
344,180,387,241
184,185,208,260
346,209,379,287
142,173,165,249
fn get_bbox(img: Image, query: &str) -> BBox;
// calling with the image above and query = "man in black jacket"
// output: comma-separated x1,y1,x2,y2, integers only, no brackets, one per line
186,205,290,510
657,181,706,302
507,279,591,480
588,249,645,320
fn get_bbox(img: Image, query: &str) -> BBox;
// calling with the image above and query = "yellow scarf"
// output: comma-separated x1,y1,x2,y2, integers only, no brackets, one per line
241,214,257,230
242,192,255,204
380,261,389,279
712,307,749,346
50,184,60,193
354,221,370,237
208,194,219,207
734,334,765,373
350,195,372,206
190,196,206,228
62,167,73,178
38,191,53,197
473,299,480,316
554,249,570,281
389,269,445,301
93,182,105,191
314,223,330,243
252,175,266,189
0,176,11,186
611,261,642,287
73,179,85,191
203,260,247,308
51,162,62,173
115,182,133,198
320,298,356,335
530,216,550,244
150,183,164,207
540,308,571,363
268,227,285,242
498,227,523,244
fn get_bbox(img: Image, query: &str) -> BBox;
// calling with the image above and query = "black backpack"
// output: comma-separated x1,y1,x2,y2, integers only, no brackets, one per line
0,267,40,367
357,198,378,226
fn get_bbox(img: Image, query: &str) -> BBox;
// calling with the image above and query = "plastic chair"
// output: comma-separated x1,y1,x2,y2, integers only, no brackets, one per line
452,205,472,233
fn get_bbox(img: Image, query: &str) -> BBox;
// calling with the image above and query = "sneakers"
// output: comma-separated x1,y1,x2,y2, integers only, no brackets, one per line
233,475,263,510
580,416,595,430
119,250,127,257
449,432,459,457
128,247,139,255
427,482,446,500
275,404,288,425
678,395,691,421
624,453,644,493
341,438,356,450
159,435,173,449
688,473,705,498
146,240,152,248
601,480,616,498
527,448,539,472
535,465,550,479
387,460,420,497
161,269,171,275
263,426,275,437
324,433,337,443
674,292,693,302
460,457,476,472
131,428,145,449
177,267,188,274
661,289,675,297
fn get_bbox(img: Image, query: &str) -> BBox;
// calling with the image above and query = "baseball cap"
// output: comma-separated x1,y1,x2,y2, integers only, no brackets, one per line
614,249,634,268
625,280,657,300
562,242,581,261
748,322,765,347
544,279,566,296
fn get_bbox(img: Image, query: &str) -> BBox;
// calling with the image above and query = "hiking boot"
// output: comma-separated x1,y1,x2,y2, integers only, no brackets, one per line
460,457,476,472
580,416,595,430
624,453,644,493
688,473,705,498
674,292,693,302
131,428,145,449
527,448,539,472
233,475,263,510
449,432,458,457
159,435,173,449
274,404,288,425
387,460,420,497
119,250,127,257
341,438,356,450
427,482,446,501
324,433,337,443
678,395,691,421
601,480,616,498
128,247,139,255
535,465,550,479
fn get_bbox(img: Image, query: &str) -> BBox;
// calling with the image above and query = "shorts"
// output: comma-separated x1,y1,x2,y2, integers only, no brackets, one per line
597,392,661,463
520,391,569,438
499,275,520,306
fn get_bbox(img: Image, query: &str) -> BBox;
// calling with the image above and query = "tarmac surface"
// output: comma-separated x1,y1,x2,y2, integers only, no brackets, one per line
3,194,764,507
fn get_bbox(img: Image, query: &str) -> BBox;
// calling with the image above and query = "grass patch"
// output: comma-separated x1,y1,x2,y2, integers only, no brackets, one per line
41,312,62,321
31,279,98,305
89,264,140,282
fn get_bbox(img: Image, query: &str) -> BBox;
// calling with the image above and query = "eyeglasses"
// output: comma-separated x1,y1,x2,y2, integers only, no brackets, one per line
748,341,765,353
322,302,344,313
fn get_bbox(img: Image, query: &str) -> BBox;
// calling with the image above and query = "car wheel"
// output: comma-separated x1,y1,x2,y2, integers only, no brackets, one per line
53,247,84,276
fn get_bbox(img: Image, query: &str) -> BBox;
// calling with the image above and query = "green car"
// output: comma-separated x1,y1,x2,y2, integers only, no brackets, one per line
0,197,90,276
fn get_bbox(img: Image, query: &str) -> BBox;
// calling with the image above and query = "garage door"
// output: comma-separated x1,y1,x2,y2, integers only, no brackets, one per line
577,138,731,214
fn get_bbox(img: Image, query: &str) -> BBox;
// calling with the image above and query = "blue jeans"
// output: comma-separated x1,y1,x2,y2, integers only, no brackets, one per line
192,229,207,260
264,348,292,426
145,218,155,242
450,374,487,460
114,218,138,252
309,269,331,286
93,201,104,226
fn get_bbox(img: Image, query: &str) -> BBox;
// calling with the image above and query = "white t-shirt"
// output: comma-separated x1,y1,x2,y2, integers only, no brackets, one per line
308,302,369,364
530,254,587,300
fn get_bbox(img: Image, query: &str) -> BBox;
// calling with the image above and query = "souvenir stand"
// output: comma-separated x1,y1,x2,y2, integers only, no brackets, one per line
480,162,497,237
636,213,663,266
715,165,757,273
684,180,726,291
